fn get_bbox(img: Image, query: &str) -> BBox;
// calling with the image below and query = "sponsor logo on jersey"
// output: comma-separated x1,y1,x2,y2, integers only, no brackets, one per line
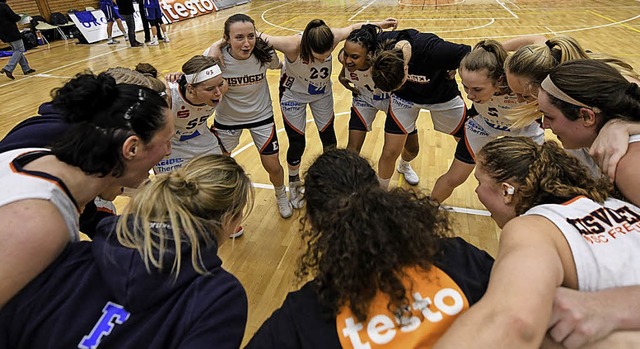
565,200,640,244
226,74,265,86
337,266,469,349
177,109,190,118
407,74,430,84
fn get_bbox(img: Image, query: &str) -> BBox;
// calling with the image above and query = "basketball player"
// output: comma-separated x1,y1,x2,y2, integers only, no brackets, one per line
431,40,543,203
142,0,168,45
434,137,640,349
153,55,224,174
0,72,173,309
370,29,470,189
247,149,493,348
0,155,250,348
205,14,292,219
338,24,419,168
243,17,397,207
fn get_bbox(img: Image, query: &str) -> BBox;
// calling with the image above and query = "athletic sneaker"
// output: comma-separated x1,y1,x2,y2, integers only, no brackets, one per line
107,39,119,44
276,191,293,218
229,226,244,239
148,39,159,46
289,181,305,209
163,37,170,43
397,162,420,185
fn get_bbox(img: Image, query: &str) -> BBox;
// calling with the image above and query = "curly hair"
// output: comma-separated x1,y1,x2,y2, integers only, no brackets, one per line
298,149,451,321
478,137,612,215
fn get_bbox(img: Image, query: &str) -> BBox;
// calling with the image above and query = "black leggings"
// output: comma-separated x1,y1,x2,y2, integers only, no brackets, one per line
284,119,336,166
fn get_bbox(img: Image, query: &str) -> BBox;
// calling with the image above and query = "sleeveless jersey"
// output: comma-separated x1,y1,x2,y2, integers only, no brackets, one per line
630,134,640,143
215,48,279,126
154,82,220,173
473,93,539,133
345,66,390,110
525,196,640,290
0,148,80,241
281,49,333,98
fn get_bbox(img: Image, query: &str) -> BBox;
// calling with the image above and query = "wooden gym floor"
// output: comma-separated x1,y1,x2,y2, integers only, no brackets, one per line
1,0,640,344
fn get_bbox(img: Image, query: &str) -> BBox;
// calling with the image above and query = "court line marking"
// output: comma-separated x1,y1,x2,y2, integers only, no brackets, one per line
0,1,280,88
261,3,301,33
504,0,521,10
436,18,495,33
544,26,558,35
494,0,519,19
445,13,640,39
398,0,466,6
349,0,380,21
588,10,640,33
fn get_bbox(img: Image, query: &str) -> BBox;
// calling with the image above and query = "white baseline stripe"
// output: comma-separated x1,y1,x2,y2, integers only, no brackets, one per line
494,0,519,19
349,0,380,21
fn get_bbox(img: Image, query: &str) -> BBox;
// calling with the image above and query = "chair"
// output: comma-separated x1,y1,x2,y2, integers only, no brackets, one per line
30,15,66,42
50,12,76,38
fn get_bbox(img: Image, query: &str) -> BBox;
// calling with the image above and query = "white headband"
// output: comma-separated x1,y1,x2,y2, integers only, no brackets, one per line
184,65,222,84
541,75,601,113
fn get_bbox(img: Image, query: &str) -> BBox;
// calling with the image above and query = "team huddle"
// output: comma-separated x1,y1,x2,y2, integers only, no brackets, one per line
1,12,640,349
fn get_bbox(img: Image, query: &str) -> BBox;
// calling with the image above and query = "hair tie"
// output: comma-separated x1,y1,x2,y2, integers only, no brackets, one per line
185,180,199,195
545,40,554,49
480,43,493,53
627,83,639,96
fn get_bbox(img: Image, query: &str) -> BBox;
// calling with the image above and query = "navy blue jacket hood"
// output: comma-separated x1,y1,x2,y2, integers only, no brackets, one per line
0,216,248,349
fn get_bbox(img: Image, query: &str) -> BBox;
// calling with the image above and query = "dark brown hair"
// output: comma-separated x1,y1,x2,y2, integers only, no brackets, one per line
300,19,334,63
299,149,451,321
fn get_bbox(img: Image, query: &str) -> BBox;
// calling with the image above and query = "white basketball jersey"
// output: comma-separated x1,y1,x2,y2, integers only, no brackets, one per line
0,148,80,241
154,82,221,174
215,48,279,126
525,196,640,290
474,93,536,132
281,50,333,97
169,81,217,140
344,67,390,109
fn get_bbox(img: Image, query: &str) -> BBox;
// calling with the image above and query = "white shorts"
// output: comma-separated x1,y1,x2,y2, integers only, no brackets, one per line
462,116,544,161
349,94,390,132
387,95,466,135
280,88,334,134
213,122,279,155
154,132,222,173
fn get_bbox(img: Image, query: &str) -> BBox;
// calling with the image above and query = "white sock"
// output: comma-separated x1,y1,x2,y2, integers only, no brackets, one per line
399,158,410,167
377,176,390,190
274,185,286,196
